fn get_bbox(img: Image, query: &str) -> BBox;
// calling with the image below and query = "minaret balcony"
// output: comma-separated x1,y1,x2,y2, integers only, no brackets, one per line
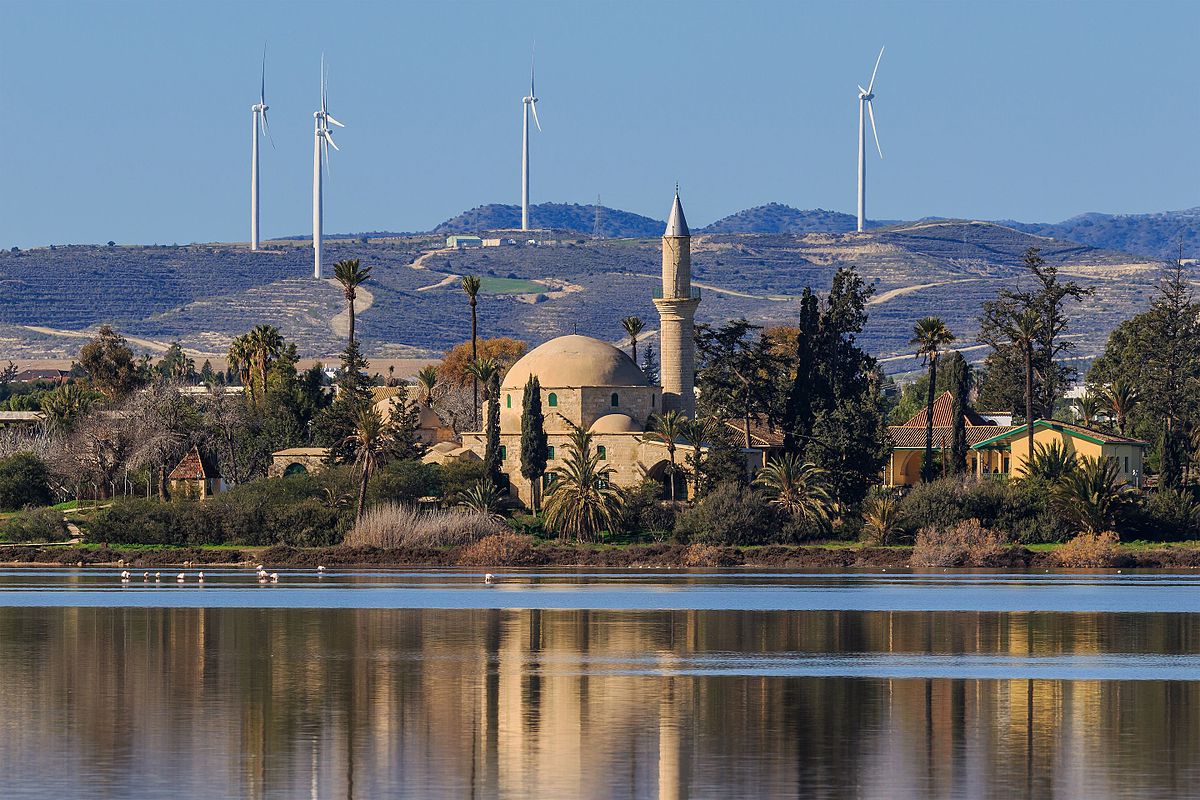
652,287,702,300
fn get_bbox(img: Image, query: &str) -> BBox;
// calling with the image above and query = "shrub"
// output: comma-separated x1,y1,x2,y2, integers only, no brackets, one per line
0,507,69,543
0,452,51,511
674,482,780,546
910,518,1008,567
439,460,487,504
898,477,1070,544
88,498,211,546
681,543,741,568
1134,488,1200,541
620,479,677,540
457,532,541,566
369,459,443,506
347,503,501,548
1054,531,1121,568
861,491,904,545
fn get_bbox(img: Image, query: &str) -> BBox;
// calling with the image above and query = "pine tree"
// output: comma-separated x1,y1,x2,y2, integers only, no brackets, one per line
640,342,659,384
520,375,549,512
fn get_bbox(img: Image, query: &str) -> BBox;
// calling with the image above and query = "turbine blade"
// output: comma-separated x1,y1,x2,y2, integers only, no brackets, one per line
262,110,275,149
530,52,536,97
867,46,884,94
867,100,883,159
321,55,327,113
326,114,345,128
324,130,339,151
530,100,541,132
858,84,867,95
260,43,267,105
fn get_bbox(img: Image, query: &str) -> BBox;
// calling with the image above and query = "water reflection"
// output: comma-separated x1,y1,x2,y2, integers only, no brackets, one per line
1,607,1198,798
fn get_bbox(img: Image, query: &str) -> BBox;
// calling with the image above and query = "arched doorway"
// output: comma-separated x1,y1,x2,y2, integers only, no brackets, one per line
283,463,308,478
645,459,687,500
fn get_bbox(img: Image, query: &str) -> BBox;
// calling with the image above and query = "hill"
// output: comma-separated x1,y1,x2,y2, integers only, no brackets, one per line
1002,208,1200,262
0,222,1163,378
433,203,665,238
699,203,890,234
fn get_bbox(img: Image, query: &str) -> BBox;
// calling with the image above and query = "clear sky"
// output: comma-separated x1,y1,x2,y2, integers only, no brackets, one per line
1,0,1197,248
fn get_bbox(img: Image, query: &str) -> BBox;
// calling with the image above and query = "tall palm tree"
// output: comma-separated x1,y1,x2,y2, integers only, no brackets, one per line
1101,379,1138,436
415,365,439,408
753,454,833,531
344,404,391,520
1008,308,1043,469
226,335,254,405
909,316,956,481
1052,455,1134,535
333,258,372,347
1074,391,1102,428
621,316,645,363
248,325,283,404
643,410,688,501
542,424,624,541
461,275,482,428
465,358,501,404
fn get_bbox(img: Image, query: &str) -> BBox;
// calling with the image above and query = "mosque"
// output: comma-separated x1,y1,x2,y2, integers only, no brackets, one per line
460,191,710,505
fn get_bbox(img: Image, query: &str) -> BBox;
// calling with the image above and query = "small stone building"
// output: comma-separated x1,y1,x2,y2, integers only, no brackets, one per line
269,447,331,478
167,445,223,499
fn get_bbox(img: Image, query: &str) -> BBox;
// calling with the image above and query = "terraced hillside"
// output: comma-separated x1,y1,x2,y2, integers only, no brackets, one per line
0,222,1162,374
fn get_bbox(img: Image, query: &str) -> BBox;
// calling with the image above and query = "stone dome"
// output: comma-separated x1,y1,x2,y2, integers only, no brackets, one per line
589,413,643,433
503,335,650,389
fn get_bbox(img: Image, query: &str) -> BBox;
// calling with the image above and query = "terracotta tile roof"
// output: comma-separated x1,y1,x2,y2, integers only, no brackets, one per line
888,425,1019,449
168,446,214,481
371,386,404,405
723,416,785,448
897,391,995,428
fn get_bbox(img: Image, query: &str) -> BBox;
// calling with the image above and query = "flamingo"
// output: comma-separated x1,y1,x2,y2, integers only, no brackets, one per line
176,573,186,583
155,572,161,582
270,573,279,583
120,570,131,581
197,572,205,583
317,565,326,573
484,573,495,584
143,572,149,581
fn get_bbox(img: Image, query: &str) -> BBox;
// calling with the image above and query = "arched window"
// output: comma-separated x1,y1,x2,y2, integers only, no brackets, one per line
610,392,619,407
597,445,607,460
547,392,557,407
498,445,507,460
506,394,511,409
547,446,555,460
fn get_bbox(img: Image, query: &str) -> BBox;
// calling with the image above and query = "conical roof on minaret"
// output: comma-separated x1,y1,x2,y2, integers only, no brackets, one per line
664,191,689,237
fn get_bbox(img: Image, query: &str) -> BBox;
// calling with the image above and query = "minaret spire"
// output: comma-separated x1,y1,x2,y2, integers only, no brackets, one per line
654,189,700,417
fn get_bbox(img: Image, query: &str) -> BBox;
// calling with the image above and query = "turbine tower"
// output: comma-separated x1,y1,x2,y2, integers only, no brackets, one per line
250,47,271,251
856,46,884,233
521,54,541,232
312,57,344,279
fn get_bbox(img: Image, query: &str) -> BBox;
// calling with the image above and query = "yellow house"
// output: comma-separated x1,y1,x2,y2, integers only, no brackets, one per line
884,391,1016,487
971,420,1148,485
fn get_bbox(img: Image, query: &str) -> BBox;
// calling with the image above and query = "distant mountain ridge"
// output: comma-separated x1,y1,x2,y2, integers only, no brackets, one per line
430,202,1197,261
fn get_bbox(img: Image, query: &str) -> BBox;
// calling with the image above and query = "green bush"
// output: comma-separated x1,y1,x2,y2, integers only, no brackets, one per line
674,482,780,546
1125,488,1200,542
898,477,1071,544
620,479,677,539
88,498,208,546
0,507,69,543
369,459,443,506
439,460,487,504
0,452,52,511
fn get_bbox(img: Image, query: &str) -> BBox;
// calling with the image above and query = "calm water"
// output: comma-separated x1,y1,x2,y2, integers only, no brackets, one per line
2,568,1199,799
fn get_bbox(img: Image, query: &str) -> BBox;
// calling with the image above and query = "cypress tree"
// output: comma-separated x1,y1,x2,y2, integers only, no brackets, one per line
783,288,821,454
520,375,549,512
482,372,502,486
945,352,970,476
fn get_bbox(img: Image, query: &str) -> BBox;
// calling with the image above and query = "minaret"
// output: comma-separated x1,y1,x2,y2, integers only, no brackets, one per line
653,190,700,417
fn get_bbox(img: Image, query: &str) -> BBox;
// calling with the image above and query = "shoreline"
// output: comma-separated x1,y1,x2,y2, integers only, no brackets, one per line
6,542,1200,570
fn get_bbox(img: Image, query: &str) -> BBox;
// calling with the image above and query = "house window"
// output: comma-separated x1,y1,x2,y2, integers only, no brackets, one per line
506,394,511,409
547,445,555,460
610,392,619,407
499,445,507,460
543,472,557,489
597,445,607,460
548,392,557,407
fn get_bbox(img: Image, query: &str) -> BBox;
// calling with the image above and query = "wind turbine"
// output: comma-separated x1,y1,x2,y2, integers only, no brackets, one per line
521,53,541,232
856,46,884,233
312,57,344,279
250,46,272,251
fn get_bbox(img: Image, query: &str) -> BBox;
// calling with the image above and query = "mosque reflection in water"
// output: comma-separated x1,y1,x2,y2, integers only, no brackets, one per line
1,606,1198,798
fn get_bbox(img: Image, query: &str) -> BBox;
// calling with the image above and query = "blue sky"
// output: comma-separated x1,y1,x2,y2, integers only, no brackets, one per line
1,0,1197,248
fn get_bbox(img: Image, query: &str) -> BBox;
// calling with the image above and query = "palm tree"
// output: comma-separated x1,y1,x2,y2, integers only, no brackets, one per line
1101,379,1138,436
542,425,623,541
861,491,904,546
753,454,833,531
1074,391,1102,428
1020,440,1079,483
643,410,688,501
247,325,283,404
461,275,482,428
333,258,372,346
1008,308,1042,469
42,383,90,434
621,316,645,363
910,316,956,481
227,335,254,404
343,404,391,520
457,480,507,521
1052,455,1134,535
415,365,439,408
465,358,501,404
680,415,720,498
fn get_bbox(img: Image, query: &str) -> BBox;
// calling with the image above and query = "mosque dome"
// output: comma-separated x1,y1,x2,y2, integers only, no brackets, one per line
589,413,643,433
502,335,651,389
